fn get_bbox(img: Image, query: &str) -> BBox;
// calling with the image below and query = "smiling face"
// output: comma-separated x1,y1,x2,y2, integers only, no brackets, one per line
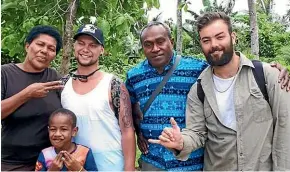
199,19,236,66
48,114,77,152
24,34,57,71
141,25,174,71
74,34,104,67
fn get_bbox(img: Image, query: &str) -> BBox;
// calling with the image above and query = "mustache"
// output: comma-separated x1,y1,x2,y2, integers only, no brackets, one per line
210,47,223,53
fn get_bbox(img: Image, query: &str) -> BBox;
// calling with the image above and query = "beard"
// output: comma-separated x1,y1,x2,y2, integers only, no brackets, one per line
204,40,234,66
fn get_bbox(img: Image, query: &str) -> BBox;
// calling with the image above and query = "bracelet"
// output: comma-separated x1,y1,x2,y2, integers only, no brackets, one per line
78,166,83,172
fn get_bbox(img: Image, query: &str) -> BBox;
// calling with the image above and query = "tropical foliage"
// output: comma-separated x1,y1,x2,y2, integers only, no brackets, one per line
1,0,290,75
1,0,159,79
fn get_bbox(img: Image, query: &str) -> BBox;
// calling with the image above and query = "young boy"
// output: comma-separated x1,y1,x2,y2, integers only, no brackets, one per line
35,108,97,171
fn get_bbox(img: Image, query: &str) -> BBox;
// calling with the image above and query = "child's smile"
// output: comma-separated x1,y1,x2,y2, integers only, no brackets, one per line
48,114,77,152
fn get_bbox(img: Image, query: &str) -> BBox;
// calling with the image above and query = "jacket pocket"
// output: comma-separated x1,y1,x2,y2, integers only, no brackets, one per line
250,88,272,123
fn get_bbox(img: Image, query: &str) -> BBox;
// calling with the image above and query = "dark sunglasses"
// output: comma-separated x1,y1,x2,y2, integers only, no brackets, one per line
70,68,100,82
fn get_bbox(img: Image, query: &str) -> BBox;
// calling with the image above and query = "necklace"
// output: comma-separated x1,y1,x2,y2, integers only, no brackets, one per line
71,68,100,82
212,74,237,93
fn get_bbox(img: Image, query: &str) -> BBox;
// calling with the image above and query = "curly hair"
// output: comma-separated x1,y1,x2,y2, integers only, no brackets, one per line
25,25,62,54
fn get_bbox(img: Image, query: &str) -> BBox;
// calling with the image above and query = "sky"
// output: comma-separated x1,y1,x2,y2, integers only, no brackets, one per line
147,0,290,22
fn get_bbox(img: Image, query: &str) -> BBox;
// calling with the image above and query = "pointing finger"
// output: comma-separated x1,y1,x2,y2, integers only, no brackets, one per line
46,85,64,91
43,80,62,86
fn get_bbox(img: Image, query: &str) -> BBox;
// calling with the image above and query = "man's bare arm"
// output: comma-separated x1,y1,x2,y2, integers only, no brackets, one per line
119,83,136,171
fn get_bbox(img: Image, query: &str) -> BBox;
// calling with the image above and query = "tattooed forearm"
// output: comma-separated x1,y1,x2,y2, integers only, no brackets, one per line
120,84,133,128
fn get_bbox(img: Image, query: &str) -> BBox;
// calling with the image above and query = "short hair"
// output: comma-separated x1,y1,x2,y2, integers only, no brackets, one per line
196,12,232,34
49,108,77,128
25,25,62,54
140,21,171,43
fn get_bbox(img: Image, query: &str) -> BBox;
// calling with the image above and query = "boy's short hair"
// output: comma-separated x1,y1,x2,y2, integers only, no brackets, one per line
49,108,77,128
25,25,62,54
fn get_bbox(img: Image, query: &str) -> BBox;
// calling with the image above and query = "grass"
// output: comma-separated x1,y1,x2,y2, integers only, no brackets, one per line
135,146,141,168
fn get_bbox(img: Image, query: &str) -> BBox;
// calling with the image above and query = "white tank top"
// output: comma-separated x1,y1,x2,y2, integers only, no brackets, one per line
61,73,124,171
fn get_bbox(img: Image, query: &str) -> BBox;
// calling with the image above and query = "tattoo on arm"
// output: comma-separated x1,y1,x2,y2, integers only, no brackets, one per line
120,84,133,128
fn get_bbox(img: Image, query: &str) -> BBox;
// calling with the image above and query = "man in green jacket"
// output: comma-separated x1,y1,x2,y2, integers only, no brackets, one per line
149,12,290,171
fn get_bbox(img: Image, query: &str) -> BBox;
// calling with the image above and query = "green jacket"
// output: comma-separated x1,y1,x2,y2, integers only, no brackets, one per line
177,53,290,171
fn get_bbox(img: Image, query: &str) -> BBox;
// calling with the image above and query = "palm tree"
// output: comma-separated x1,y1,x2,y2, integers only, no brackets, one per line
176,0,183,55
256,0,274,16
248,0,260,59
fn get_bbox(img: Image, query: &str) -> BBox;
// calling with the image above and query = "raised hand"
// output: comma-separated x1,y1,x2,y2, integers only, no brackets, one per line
48,152,64,171
148,117,184,151
62,151,83,171
24,81,63,98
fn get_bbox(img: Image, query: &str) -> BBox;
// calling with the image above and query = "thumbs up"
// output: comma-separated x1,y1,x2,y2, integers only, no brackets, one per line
148,117,184,151
170,117,179,129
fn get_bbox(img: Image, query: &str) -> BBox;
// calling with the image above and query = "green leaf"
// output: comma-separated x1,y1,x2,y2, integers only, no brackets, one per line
116,15,126,27
124,13,135,24
18,1,26,7
1,2,17,11
110,0,118,9
153,0,160,8
22,20,34,32
118,22,129,33
184,4,188,12
98,18,110,37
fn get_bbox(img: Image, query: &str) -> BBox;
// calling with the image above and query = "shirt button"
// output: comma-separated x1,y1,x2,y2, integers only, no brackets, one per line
240,152,243,156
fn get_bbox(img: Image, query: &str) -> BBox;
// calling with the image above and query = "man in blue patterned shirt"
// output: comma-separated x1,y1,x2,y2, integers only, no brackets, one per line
125,21,208,171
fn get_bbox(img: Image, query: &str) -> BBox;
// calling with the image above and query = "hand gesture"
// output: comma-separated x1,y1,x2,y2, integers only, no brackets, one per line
137,133,149,154
48,152,64,171
24,81,63,98
148,118,184,151
62,151,83,171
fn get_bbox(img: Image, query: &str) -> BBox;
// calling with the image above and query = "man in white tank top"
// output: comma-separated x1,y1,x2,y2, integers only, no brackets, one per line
61,24,136,171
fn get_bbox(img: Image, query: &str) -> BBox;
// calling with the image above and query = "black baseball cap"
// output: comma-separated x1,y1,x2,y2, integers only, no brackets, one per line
73,24,104,47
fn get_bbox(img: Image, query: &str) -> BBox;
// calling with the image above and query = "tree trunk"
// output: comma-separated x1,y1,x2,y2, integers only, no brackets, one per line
59,0,79,76
248,0,259,59
176,0,183,55
259,0,266,13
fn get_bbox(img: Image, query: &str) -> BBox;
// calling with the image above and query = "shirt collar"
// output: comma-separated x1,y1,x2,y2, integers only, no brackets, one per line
198,51,254,80
237,51,255,68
